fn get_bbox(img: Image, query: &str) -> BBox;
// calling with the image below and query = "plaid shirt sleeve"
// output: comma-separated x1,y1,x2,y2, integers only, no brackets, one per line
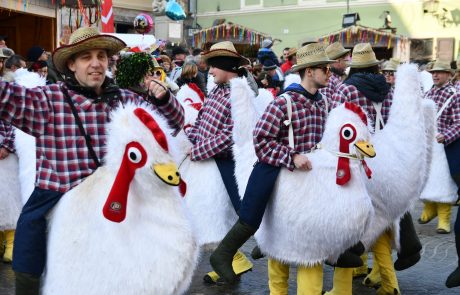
253,99,296,170
0,81,51,137
0,120,15,152
441,92,460,145
148,92,185,134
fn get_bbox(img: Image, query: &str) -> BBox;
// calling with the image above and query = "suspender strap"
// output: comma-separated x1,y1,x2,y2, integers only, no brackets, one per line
372,102,385,132
282,93,295,149
436,89,457,119
61,86,101,167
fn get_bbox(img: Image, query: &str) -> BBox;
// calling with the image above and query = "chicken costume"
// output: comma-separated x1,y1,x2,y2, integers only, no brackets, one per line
43,103,198,295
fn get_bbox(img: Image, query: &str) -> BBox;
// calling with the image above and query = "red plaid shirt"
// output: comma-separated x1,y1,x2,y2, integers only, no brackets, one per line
183,84,234,161
332,83,392,130
320,72,342,100
454,80,460,92
0,81,183,193
0,120,15,152
424,82,460,145
253,90,328,170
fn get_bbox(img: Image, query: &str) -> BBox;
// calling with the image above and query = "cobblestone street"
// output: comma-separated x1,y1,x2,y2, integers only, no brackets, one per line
0,202,458,295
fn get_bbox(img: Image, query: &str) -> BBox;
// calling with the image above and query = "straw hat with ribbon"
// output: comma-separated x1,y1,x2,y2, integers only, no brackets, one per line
52,27,126,73
382,58,400,72
348,43,381,68
201,41,249,66
427,59,454,73
325,42,350,60
290,43,336,72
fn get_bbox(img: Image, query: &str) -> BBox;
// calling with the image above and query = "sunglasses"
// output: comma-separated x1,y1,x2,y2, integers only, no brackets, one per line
383,71,394,76
149,70,163,77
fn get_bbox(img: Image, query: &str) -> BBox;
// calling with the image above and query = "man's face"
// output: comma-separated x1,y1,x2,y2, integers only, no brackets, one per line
283,50,289,59
38,51,49,61
0,40,6,48
209,66,232,84
67,49,108,93
383,71,395,85
307,65,330,88
332,53,350,72
174,53,186,62
431,71,451,87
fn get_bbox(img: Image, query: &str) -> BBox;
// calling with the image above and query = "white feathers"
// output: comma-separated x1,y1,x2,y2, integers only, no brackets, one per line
0,152,21,230
14,68,46,88
283,73,301,89
43,102,198,295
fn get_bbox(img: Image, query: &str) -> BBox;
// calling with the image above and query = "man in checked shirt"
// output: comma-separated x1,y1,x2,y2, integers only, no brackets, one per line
0,27,181,295
420,60,460,289
319,42,350,102
209,43,338,290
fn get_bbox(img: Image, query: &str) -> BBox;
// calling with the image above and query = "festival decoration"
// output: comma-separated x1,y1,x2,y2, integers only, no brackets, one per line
165,0,186,21
192,23,269,49
317,25,409,50
134,13,154,34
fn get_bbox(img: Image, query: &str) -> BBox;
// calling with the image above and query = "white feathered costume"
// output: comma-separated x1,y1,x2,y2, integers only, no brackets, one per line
173,83,238,246
0,69,44,230
43,103,198,295
359,64,436,250
230,77,375,266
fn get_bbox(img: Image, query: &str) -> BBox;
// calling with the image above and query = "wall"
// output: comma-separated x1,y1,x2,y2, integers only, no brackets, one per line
196,0,460,59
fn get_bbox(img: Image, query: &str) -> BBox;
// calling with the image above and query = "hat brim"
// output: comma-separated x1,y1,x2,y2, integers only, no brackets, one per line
427,67,454,73
290,59,336,72
347,60,382,68
202,49,250,66
327,48,351,60
52,35,126,73
263,65,277,71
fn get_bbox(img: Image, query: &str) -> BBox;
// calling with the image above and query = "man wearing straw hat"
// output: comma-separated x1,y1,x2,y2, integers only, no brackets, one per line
155,40,256,284
280,47,297,73
0,26,183,294
329,43,421,295
321,42,351,100
210,43,341,290
453,59,460,91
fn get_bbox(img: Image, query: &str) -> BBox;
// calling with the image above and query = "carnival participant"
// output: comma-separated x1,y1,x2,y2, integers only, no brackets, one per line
280,47,297,73
0,27,182,295
209,43,336,288
321,42,350,101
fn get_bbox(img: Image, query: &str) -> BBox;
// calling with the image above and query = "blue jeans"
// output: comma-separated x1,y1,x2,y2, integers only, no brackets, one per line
238,162,281,229
12,187,63,276
214,157,241,212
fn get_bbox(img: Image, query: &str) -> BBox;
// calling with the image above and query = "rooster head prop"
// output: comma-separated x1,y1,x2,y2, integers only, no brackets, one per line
102,103,186,223
320,102,375,186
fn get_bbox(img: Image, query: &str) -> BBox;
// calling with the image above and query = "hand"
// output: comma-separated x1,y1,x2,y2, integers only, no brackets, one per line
147,80,168,100
436,133,445,143
293,154,312,171
0,147,10,160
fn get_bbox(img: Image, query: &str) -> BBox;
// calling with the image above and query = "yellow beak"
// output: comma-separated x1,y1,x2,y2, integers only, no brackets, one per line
153,162,181,186
354,141,376,158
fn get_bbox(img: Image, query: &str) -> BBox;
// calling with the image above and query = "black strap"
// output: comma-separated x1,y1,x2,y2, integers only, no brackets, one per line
61,86,101,167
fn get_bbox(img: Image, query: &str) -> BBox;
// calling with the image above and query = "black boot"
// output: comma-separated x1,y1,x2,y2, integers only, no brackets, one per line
15,272,40,295
446,233,460,288
210,220,256,284
394,212,422,271
251,245,265,260
329,241,365,268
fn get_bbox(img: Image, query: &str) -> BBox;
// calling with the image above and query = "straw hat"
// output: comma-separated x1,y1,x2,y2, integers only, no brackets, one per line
287,47,297,58
382,58,400,72
0,47,14,59
325,42,350,60
348,43,381,68
52,27,126,73
427,59,453,73
290,43,336,72
201,41,249,65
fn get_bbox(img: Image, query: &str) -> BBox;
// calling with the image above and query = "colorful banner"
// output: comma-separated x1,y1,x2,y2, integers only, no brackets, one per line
101,0,114,33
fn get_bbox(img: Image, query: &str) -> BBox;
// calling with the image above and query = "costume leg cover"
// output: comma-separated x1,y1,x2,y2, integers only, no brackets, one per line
353,253,369,278
15,271,40,295
372,231,400,294
324,268,353,295
297,263,323,295
394,212,422,270
445,210,460,288
363,261,381,288
204,251,253,283
436,202,452,234
418,201,437,224
210,220,256,283
268,259,289,295
3,230,14,263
